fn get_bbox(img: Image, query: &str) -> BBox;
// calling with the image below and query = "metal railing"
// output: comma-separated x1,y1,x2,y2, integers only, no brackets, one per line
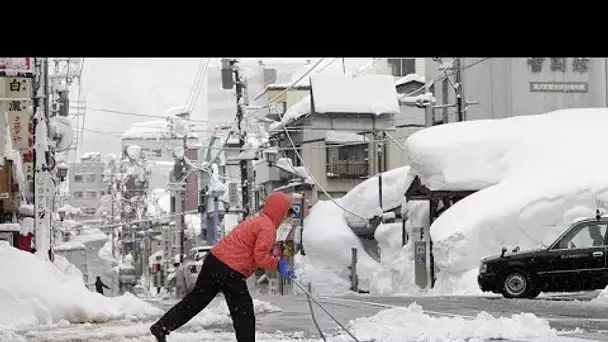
326,160,368,178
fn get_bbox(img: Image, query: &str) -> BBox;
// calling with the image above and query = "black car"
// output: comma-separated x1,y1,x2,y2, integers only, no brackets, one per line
478,216,608,299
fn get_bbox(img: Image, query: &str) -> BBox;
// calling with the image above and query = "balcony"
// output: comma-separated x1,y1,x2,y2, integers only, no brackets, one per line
326,161,369,179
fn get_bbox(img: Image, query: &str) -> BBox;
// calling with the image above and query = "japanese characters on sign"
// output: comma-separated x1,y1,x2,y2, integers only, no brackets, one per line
21,151,34,182
529,81,589,93
527,57,590,74
6,100,32,150
4,77,32,99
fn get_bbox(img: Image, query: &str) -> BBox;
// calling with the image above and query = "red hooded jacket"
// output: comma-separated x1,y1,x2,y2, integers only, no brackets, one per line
210,192,292,278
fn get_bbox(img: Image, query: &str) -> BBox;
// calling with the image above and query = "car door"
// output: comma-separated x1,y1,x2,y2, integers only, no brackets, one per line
545,221,608,291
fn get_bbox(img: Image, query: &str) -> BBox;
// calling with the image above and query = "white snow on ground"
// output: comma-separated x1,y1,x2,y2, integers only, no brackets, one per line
404,108,608,293
0,242,161,331
12,302,580,342
342,303,559,342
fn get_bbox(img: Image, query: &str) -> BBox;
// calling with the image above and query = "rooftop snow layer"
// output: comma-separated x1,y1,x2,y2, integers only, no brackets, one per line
395,73,425,87
310,74,400,115
269,95,311,132
405,108,608,289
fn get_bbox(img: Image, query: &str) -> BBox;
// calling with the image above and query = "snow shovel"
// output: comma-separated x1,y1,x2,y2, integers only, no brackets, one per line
292,278,373,342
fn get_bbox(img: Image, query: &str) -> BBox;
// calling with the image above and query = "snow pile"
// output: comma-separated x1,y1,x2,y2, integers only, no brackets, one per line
342,303,558,342
405,108,608,291
0,242,161,331
300,166,416,294
341,166,414,229
293,253,351,297
369,200,431,295
310,73,400,115
300,200,378,293
207,297,282,316
53,254,85,286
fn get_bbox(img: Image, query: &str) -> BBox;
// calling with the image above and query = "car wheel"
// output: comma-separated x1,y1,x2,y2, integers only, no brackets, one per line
501,270,534,299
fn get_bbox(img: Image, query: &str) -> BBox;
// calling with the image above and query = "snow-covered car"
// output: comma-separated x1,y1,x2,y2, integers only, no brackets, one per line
118,265,138,286
478,215,608,299
176,246,213,294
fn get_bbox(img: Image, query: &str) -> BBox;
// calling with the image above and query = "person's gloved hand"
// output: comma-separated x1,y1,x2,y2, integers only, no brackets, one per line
278,257,295,279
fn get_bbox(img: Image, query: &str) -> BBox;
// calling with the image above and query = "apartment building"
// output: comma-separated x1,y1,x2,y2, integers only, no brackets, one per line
69,152,105,217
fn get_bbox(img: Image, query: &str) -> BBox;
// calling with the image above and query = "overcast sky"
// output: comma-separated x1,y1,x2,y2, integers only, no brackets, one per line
75,58,372,159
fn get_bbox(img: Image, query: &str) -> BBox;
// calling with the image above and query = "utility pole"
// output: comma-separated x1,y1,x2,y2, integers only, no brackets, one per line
179,135,187,263
32,58,53,261
454,58,466,122
231,60,251,220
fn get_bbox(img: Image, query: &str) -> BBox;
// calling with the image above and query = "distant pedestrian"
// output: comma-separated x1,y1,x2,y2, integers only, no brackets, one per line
150,191,296,342
95,276,111,295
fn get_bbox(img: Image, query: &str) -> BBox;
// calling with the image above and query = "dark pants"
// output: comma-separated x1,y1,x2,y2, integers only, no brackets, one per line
155,253,255,342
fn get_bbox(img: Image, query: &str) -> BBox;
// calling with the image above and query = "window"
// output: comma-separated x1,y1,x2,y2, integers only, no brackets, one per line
74,174,83,182
387,58,416,77
82,208,97,215
74,191,83,198
269,102,286,116
85,174,96,182
555,222,607,249
326,143,368,178
86,191,97,199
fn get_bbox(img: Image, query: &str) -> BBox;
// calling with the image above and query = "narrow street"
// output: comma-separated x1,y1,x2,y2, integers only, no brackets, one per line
18,293,608,341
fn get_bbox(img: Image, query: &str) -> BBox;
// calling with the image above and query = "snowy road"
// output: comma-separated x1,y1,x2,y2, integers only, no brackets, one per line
9,294,608,342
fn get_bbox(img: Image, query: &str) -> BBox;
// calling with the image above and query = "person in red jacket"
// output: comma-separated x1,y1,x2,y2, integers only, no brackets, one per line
150,191,295,342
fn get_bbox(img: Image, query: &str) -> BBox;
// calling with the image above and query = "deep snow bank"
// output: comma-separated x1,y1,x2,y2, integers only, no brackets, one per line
0,242,161,331
300,166,415,294
405,108,608,290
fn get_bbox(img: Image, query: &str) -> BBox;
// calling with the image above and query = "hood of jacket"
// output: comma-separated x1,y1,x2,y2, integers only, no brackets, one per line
262,192,293,228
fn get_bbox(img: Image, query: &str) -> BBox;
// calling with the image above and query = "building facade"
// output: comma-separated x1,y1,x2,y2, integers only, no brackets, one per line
69,153,105,217
425,57,606,123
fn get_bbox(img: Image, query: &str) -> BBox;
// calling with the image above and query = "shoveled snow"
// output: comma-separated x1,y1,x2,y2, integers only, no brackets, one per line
0,242,161,331
343,303,559,342
341,166,415,229
310,74,400,115
405,108,608,292
300,200,379,293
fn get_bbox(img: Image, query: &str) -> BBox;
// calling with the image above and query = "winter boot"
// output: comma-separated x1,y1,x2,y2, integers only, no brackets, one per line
150,323,170,342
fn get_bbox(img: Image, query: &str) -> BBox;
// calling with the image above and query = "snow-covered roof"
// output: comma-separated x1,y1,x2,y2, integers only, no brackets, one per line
164,105,190,117
395,73,425,87
268,95,311,132
325,131,366,144
310,74,400,115
399,92,437,107
122,119,199,140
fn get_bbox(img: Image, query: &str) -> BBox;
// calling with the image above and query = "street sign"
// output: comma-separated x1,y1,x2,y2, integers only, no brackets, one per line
228,182,239,209
414,241,428,289
291,198,303,226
